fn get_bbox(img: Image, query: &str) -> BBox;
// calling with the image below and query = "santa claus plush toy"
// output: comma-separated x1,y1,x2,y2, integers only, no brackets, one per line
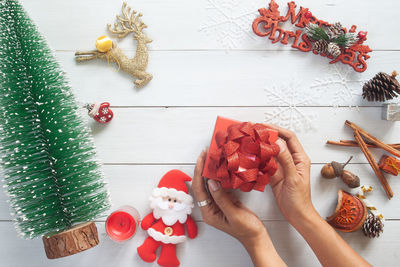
137,170,198,267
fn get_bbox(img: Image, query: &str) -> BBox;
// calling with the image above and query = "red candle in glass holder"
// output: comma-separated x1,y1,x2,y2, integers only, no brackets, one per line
105,206,140,242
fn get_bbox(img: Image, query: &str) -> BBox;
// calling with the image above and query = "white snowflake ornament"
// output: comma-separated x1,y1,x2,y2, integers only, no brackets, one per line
311,64,366,107
264,80,318,132
199,0,257,49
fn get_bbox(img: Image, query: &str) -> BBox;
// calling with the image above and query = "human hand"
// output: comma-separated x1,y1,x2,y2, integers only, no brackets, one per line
192,150,286,267
192,150,267,246
265,124,317,226
264,126,371,267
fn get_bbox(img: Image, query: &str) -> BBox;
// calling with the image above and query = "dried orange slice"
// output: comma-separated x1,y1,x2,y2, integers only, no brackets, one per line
326,190,367,232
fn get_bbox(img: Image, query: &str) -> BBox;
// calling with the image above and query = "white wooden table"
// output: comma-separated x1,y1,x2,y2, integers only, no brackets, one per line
1,0,400,266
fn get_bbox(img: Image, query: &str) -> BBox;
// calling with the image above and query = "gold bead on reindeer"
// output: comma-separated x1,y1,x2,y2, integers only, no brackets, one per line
96,36,113,53
75,2,152,88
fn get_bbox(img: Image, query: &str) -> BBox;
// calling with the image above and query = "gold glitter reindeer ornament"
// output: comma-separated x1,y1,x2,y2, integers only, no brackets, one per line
75,2,152,88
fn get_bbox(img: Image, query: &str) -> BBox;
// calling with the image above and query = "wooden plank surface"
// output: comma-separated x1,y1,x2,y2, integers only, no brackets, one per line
59,51,399,107
84,107,398,164
0,220,399,267
1,0,399,266
1,164,399,221
20,0,400,51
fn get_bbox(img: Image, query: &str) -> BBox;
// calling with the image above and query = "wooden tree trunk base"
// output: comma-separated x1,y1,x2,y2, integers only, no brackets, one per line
42,221,99,259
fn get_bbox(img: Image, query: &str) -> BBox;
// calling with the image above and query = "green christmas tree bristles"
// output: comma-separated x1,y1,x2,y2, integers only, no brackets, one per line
305,23,358,48
305,24,330,42
0,0,110,238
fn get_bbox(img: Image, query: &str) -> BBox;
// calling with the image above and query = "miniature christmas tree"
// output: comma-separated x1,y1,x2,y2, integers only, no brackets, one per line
0,0,110,258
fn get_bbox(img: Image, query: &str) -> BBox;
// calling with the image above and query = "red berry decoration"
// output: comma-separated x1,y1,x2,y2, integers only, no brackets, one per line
358,31,367,41
87,102,114,124
304,10,313,19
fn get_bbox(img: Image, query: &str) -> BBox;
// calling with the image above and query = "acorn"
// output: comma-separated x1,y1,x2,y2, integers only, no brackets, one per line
321,156,352,179
341,170,360,188
321,156,360,188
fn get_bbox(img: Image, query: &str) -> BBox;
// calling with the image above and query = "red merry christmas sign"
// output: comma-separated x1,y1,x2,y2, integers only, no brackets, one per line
252,0,372,72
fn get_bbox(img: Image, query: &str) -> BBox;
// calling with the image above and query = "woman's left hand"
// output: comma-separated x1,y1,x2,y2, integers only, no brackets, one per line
192,150,286,267
192,150,267,246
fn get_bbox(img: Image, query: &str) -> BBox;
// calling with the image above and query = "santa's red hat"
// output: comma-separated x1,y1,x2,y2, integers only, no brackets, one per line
151,170,194,205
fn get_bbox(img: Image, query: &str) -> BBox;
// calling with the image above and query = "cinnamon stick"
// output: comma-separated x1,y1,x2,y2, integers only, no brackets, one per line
340,140,400,147
327,140,400,149
345,120,400,158
353,130,393,199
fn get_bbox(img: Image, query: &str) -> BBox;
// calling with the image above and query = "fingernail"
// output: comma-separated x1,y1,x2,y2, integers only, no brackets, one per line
208,179,220,192
276,139,286,153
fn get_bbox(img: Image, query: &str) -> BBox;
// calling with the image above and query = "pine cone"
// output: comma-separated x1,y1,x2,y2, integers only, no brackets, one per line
362,214,384,238
313,39,328,54
327,42,341,57
327,22,344,38
362,71,400,102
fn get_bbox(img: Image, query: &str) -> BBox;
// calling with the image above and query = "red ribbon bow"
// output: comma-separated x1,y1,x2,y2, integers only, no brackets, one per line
207,122,280,192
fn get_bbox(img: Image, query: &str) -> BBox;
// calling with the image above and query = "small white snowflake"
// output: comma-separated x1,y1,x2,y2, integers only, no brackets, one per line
99,117,107,122
102,107,109,114
199,0,257,49
264,80,318,132
310,64,366,107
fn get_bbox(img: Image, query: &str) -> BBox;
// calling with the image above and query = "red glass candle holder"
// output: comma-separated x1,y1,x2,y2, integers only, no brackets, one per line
105,206,140,242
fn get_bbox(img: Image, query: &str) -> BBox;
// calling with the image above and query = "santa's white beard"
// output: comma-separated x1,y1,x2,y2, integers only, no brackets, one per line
150,197,192,226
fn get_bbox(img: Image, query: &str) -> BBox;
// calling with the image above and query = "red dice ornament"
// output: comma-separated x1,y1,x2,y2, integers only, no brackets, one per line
87,102,114,124
379,155,400,176
203,116,280,192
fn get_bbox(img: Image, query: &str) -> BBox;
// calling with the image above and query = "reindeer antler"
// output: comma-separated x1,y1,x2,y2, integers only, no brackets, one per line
107,2,147,38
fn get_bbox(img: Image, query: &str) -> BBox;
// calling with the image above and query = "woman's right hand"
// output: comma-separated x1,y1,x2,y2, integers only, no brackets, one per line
266,125,371,267
265,124,317,225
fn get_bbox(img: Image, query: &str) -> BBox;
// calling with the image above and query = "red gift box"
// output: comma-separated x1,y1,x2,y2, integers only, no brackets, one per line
203,116,280,192
379,155,400,176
